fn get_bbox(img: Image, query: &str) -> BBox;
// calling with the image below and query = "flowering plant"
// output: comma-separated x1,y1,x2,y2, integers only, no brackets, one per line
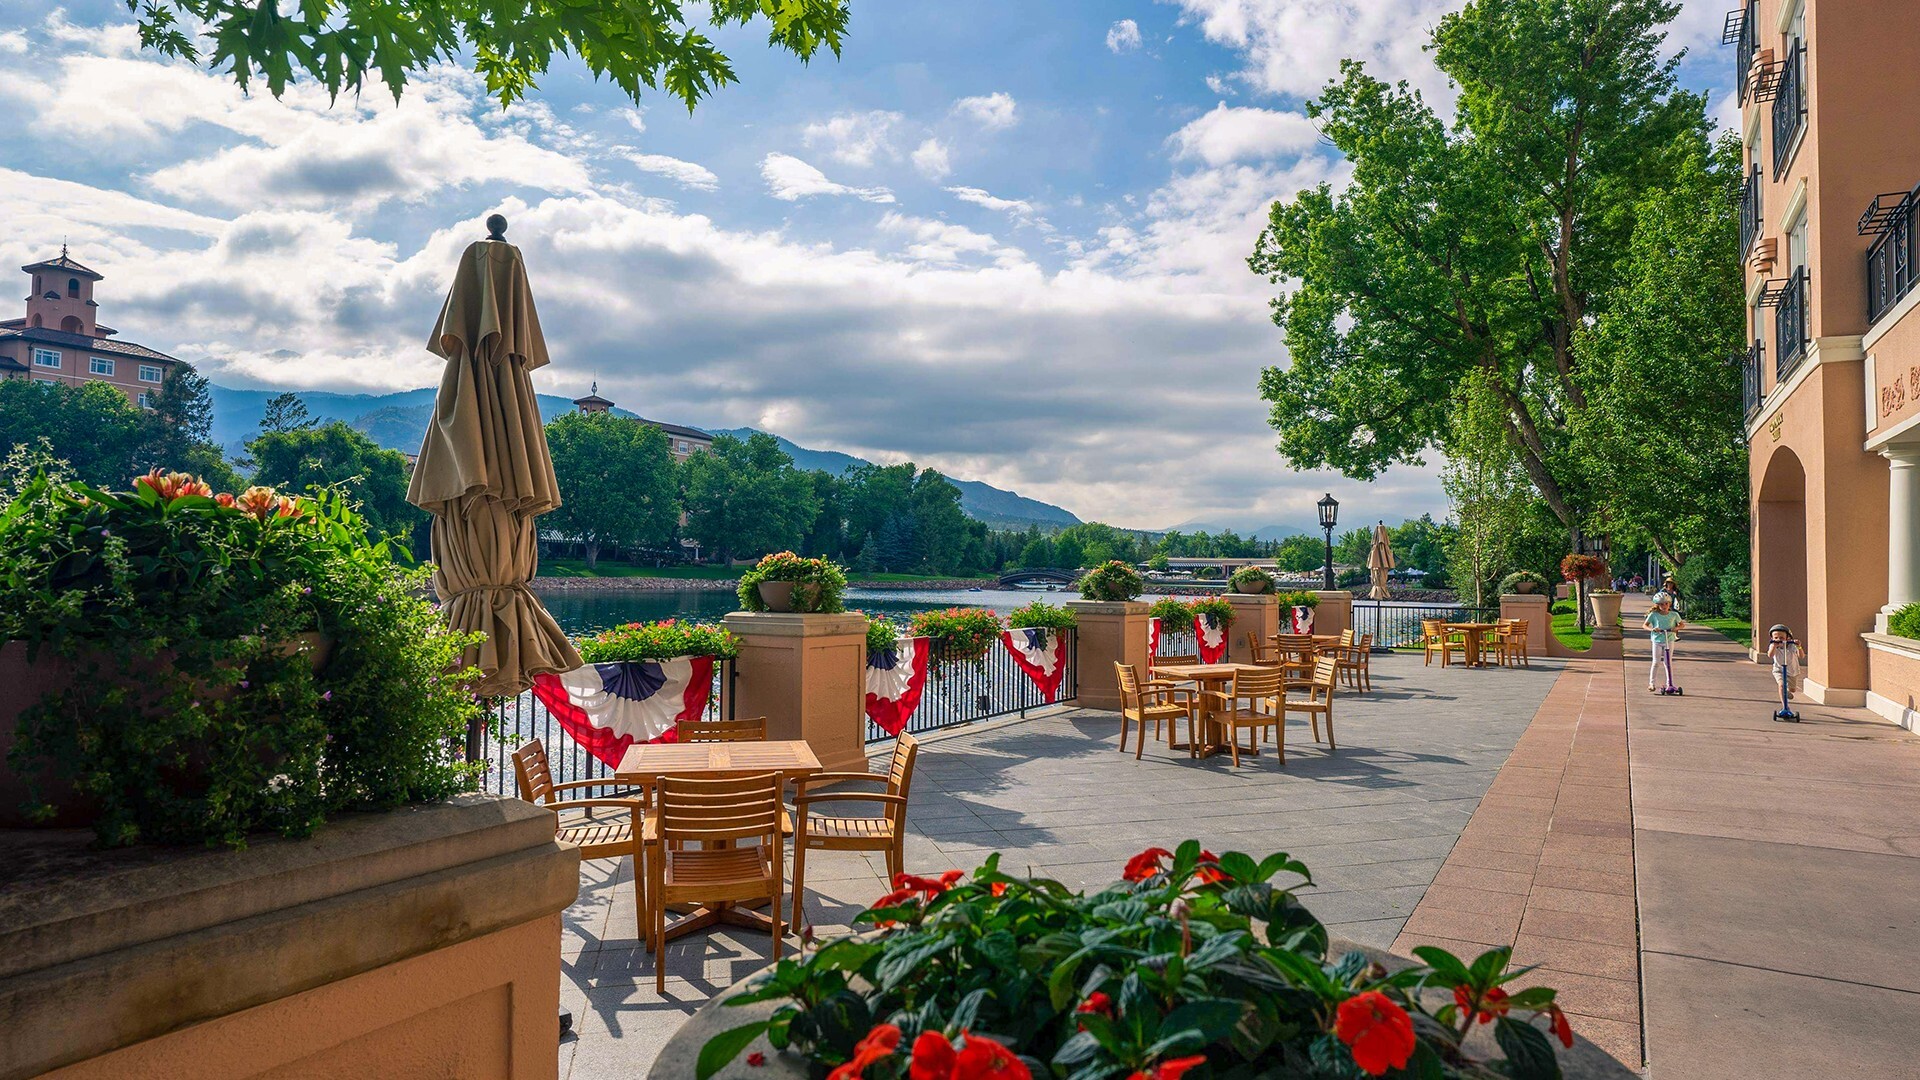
575,619,740,663
1227,566,1276,594
0,471,484,847
700,840,1572,1079
909,607,1005,664
1277,589,1322,609
1558,554,1608,584
1188,597,1235,627
864,615,900,655
1006,601,1076,632
1078,560,1144,602
737,551,849,614
1149,597,1199,630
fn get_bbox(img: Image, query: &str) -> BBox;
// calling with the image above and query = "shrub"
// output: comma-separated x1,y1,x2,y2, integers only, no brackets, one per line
1189,597,1235,626
1497,570,1550,596
1007,601,1076,631
1228,566,1275,593
702,841,1574,1080
1,471,483,848
1077,560,1144,602
909,607,1004,663
1719,563,1752,621
1550,600,1574,615
864,614,900,655
1890,603,1920,641
576,620,739,662
1193,565,1223,580
736,551,848,613
1149,597,1196,629
1336,567,1370,589
1277,588,1321,608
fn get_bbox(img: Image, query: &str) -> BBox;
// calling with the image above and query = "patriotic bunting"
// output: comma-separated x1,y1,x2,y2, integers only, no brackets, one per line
1147,617,1162,669
866,636,931,736
531,657,716,766
1290,605,1316,634
1194,613,1227,663
1003,627,1069,702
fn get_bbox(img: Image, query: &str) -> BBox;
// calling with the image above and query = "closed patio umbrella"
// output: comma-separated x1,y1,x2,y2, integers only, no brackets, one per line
1367,522,1396,601
407,216,581,698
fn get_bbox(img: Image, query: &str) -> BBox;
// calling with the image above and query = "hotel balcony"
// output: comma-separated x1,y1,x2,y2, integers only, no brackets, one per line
1865,184,1919,326
1739,162,1762,259
1763,267,1809,381
1743,339,1765,422
1767,40,1806,178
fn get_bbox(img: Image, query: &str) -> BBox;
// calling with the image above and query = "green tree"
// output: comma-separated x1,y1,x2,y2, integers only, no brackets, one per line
1250,0,1710,537
851,533,880,573
874,513,919,572
843,462,917,549
248,421,422,539
1334,528,1371,566
145,365,244,492
910,469,972,574
131,0,849,111
0,379,155,489
1054,533,1086,570
800,469,848,558
1018,536,1055,568
544,412,680,570
259,392,316,434
1274,534,1323,573
680,433,819,563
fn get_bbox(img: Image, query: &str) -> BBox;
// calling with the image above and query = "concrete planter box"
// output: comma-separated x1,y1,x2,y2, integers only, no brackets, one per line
0,794,579,1080
653,937,1638,1080
1590,592,1624,640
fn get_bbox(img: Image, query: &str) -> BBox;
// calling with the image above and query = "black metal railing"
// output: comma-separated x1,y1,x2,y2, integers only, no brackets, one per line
1865,186,1919,324
1772,40,1805,177
1743,339,1765,421
474,658,736,797
1739,162,1762,257
866,628,1078,743
1775,267,1809,379
1731,1,1759,104
1351,602,1499,650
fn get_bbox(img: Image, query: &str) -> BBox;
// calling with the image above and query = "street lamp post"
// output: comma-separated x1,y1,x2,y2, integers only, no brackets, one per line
1318,493,1340,590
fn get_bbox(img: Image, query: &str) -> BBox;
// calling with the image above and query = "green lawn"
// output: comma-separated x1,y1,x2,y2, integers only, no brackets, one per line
1551,609,1593,652
1696,617,1753,649
537,560,992,585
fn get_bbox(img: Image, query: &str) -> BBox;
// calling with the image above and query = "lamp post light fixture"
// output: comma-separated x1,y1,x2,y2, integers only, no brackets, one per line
1318,492,1340,590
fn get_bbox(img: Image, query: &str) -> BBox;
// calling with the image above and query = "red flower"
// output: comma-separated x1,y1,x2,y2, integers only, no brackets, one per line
990,881,1008,897
951,1033,1030,1077
1194,850,1227,885
214,492,236,508
1123,847,1174,882
1453,985,1511,1025
1548,1005,1574,1049
1334,992,1416,1076
747,1051,766,1067
828,1023,903,1080
910,1031,957,1080
1076,991,1113,1017
1142,1057,1208,1080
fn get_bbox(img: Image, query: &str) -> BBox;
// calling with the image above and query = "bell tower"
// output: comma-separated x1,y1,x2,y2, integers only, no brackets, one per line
23,246,103,338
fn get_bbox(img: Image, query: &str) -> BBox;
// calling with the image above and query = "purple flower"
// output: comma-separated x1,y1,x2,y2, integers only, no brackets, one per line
238,680,250,689
321,691,333,702
301,586,312,595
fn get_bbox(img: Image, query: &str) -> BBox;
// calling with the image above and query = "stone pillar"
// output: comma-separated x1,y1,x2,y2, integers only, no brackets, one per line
1223,593,1279,661
1066,600,1150,711
1880,446,1920,633
1313,591,1353,638
722,611,869,772
1500,593,1552,655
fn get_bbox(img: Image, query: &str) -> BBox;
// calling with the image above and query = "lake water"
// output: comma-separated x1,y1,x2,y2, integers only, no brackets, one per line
537,586,1069,635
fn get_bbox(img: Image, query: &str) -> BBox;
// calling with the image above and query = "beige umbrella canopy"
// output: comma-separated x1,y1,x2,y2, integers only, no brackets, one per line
1367,522,1396,601
408,217,582,697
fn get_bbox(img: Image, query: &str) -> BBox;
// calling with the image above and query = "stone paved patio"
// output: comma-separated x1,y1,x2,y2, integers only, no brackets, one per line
556,650,1563,1079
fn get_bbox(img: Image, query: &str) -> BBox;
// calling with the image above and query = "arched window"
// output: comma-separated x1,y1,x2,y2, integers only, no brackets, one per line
67,278,79,297
60,316,83,334
30,314,41,328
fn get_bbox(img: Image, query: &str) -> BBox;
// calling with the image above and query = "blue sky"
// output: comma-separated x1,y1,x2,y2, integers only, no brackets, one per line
0,1,1737,530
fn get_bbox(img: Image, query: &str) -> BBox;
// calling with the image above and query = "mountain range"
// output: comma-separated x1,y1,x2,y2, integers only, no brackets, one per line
204,385,1083,531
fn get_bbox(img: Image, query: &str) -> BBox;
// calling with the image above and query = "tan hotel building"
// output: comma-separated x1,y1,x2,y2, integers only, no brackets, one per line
0,250,181,403
1732,0,1920,724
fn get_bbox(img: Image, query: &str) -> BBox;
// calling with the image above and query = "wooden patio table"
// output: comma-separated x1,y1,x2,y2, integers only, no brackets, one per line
615,739,822,941
1151,663,1267,759
1443,622,1500,668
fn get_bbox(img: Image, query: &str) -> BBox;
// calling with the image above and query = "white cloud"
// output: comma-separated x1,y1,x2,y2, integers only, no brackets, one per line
621,108,646,133
1204,74,1233,96
911,138,952,180
1106,19,1144,53
877,212,1026,267
1168,0,1463,102
1169,104,1321,166
759,153,895,203
622,152,719,191
952,92,1018,130
802,110,902,167
0,30,28,53
946,186,1034,216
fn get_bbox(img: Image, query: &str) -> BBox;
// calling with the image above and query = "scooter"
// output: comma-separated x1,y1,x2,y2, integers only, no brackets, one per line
1655,647,1683,696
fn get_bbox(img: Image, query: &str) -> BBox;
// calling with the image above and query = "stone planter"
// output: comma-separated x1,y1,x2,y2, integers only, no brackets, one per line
652,936,1638,1080
756,581,823,613
1590,591,1624,640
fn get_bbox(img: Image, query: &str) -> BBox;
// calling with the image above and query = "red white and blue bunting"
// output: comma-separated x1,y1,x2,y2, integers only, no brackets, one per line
1147,617,1162,668
1003,627,1068,702
531,656,716,767
1194,613,1228,663
865,636,931,737
1289,605,1316,634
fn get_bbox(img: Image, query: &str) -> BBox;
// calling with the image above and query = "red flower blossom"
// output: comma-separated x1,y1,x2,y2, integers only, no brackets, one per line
1453,985,1511,1025
951,1033,1030,1077
1548,1005,1574,1049
136,469,212,502
1123,847,1174,881
828,1023,902,1080
1194,850,1227,885
910,1031,957,1080
747,1051,766,1067
1127,1056,1208,1080
990,881,1008,897
214,492,236,508
1334,992,1416,1076
1076,991,1113,1017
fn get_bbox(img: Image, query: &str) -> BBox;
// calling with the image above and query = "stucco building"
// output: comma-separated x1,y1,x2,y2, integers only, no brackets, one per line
0,249,180,405
1732,0,1920,724
570,384,713,462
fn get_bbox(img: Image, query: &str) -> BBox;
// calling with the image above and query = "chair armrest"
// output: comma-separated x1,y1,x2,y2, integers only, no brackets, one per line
795,771,888,792
794,791,910,808
547,797,646,814
550,778,645,795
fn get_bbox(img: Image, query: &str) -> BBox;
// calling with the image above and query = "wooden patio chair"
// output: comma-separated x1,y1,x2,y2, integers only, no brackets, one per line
1244,631,1283,667
1148,652,1201,695
1422,620,1466,667
788,732,919,936
1200,667,1286,767
1496,620,1530,667
512,740,652,939
1283,656,1340,750
1329,632,1372,691
1272,633,1317,681
1117,662,1196,759
648,772,786,992
678,715,767,742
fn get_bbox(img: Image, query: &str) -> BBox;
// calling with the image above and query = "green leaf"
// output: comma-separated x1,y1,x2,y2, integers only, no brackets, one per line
1051,1029,1103,1068
1410,946,1472,987
1494,1016,1563,1080
1504,986,1557,1010
1160,998,1244,1045
950,987,989,1033
1217,850,1260,882
696,1021,768,1080
1467,946,1513,989
1390,1039,1446,1080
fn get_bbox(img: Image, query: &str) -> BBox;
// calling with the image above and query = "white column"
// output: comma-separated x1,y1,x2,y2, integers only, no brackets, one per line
1881,446,1920,631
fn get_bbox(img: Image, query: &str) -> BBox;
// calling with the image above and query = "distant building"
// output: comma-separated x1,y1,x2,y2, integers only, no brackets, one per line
0,248,181,406
570,383,713,462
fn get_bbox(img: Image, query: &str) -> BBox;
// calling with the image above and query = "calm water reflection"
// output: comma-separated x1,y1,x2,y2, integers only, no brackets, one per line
536,586,1068,635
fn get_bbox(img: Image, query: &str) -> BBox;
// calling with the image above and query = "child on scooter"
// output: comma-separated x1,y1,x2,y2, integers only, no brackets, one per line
1642,593,1684,692
1767,624,1802,721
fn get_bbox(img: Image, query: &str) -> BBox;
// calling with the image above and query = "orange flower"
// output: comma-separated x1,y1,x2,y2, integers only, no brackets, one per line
827,1023,902,1080
1194,850,1227,885
136,468,212,501
1334,992,1416,1076
989,881,1008,897
1453,985,1510,1025
1123,847,1173,881
235,486,283,519
1548,1005,1574,1048
214,492,236,507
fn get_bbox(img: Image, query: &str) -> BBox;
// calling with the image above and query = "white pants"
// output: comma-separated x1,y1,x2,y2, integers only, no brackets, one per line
1649,639,1676,687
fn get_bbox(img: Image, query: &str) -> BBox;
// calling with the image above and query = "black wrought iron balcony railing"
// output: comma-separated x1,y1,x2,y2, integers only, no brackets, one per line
1773,268,1809,380
1725,1,1759,104
1743,339,1765,421
1864,185,1919,325
1739,162,1762,257
1771,40,1806,177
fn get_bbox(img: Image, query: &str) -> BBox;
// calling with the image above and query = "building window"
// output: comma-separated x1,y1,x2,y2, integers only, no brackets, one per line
32,348,59,369
67,278,79,298
139,363,163,383
137,392,153,409
89,357,115,376
677,440,690,454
